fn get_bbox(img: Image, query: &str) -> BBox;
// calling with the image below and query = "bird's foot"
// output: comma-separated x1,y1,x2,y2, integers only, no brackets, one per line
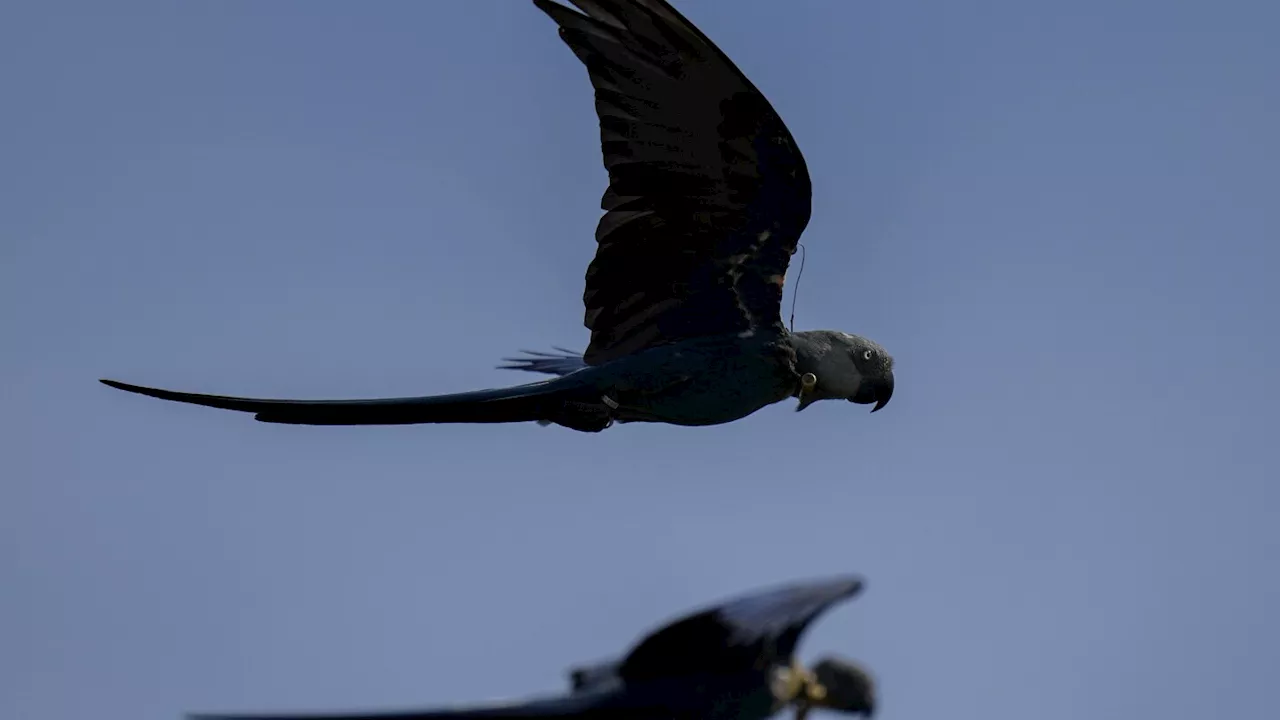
771,660,828,705
549,398,616,432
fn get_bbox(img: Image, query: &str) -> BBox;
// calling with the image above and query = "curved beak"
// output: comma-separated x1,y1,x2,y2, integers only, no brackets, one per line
870,370,893,413
851,371,894,413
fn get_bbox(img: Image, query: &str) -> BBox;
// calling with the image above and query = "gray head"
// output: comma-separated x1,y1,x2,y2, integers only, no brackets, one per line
791,331,895,413
810,656,876,717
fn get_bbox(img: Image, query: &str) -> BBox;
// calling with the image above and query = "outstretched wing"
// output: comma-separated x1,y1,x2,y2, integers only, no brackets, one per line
617,575,864,683
534,0,813,366
188,689,611,720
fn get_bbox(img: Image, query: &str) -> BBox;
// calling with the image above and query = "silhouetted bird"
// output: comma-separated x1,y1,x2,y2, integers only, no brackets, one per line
101,0,895,432
188,574,876,720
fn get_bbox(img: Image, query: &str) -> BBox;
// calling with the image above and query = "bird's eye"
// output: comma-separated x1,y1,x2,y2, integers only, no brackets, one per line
862,350,874,361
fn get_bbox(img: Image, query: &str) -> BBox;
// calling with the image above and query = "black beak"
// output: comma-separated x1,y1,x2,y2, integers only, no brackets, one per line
851,371,894,413
849,371,894,413
870,371,893,413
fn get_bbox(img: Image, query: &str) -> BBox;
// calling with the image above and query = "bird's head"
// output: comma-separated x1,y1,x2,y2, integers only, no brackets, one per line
808,656,877,717
792,331,894,413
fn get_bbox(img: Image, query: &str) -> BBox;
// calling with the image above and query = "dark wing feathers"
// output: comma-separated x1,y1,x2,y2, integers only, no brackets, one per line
534,0,813,365
617,575,863,682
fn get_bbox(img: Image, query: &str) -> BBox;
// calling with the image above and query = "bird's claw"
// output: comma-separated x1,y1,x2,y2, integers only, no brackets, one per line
772,661,828,705
552,399,616,432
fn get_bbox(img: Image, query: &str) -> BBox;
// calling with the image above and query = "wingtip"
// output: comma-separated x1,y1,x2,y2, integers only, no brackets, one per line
803,573,866,601
833,573,866,594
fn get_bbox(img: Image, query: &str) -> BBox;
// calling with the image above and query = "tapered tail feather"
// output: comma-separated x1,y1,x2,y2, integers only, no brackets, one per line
98,376,588,426
187,689,610,720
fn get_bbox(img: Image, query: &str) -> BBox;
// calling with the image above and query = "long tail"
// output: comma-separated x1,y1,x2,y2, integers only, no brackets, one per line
187,689,612,720
98,375,594,426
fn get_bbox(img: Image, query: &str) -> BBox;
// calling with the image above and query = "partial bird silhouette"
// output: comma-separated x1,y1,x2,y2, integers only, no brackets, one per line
188,574,876,720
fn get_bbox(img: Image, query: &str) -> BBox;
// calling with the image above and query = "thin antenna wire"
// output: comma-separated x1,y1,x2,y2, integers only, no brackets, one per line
788,242,807,332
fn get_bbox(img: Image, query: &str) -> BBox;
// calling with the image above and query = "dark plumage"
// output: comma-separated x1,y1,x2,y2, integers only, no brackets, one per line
100,0,895,432
187,575,876,720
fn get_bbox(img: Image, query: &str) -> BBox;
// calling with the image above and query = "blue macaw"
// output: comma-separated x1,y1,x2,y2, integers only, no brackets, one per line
101,0,894,432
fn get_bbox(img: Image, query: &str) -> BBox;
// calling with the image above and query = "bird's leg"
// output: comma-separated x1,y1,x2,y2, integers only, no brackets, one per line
793,372,821,412
796,372,818,401
553,398,616,432
774,659,830,720
800,373,818,393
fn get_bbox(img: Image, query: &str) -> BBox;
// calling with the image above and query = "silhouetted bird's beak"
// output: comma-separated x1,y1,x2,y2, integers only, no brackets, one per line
851,371,894,413
871,370,893,413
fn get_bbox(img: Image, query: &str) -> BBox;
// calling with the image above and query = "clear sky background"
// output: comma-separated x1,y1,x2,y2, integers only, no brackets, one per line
3,1,1278,719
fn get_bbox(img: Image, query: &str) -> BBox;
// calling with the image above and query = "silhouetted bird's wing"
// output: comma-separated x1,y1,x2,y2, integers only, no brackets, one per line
534,0,814,365
618,575,864,683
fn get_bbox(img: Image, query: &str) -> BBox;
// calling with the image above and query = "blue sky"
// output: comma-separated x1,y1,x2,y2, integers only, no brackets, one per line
3,1,1278,719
